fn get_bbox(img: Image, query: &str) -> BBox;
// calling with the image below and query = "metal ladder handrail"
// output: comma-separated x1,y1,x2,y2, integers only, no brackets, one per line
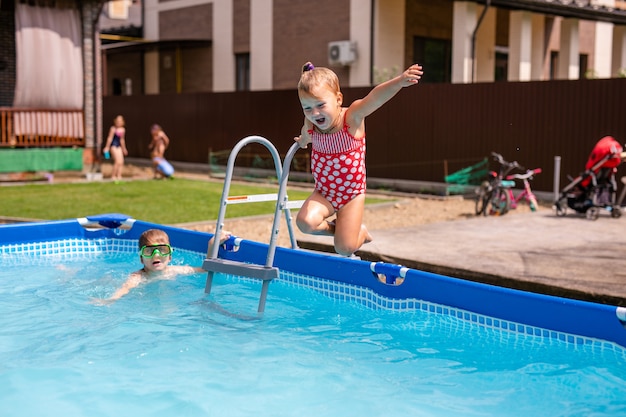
203,135,303,313
266,140,303,259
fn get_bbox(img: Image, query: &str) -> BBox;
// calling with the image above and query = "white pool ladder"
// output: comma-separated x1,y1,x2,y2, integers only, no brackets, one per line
202,135,303,313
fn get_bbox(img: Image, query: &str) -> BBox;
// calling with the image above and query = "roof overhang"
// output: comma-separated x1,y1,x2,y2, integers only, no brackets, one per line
483,0,626,24
101,39,212,54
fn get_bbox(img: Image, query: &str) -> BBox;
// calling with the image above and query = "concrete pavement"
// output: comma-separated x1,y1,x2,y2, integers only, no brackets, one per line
297,208,626,307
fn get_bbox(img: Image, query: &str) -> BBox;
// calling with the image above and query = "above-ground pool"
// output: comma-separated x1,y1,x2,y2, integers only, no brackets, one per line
1,214,625,416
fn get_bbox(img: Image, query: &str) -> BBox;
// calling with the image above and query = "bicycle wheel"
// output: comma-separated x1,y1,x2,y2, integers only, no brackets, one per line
475,182,491,216
528,195,538,212
488,188,511,216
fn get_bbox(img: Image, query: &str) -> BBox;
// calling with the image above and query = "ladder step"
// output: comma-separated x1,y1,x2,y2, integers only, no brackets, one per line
284,200,305,209
226,194,304,209
227,193,278,204
202,257,279,281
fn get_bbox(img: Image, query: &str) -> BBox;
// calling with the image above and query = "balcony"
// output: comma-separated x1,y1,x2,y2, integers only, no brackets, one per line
0,108,85,173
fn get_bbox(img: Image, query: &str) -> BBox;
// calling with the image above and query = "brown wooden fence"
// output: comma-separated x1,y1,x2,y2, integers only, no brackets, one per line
104,78,626,193
0,108,84,148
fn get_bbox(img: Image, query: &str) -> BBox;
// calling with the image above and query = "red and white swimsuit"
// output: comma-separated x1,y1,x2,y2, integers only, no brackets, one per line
308,118,366,211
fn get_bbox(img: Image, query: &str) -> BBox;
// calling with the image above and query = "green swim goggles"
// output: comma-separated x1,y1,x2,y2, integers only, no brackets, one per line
139,244,173,258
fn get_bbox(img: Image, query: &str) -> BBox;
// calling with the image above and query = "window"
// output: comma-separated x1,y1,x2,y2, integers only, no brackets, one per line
494,49,508,82
579,54,590,79
549,51,558,80
413,37,451,83
548,52,590,79
236,53,250,91
112,78,123,96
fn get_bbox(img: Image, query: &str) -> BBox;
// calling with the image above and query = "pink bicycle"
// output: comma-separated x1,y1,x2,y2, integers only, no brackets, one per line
505,168,542,212
475,152,541,216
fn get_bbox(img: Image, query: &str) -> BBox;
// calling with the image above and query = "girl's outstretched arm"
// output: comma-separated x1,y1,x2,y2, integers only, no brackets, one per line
348,64,423,125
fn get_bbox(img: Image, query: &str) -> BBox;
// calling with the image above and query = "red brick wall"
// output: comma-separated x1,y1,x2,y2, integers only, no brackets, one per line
233,0,250,53
272,0,351,90
159,3,213,40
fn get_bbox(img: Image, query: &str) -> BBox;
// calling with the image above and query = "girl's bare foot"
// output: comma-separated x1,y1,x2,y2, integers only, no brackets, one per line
362,225,373,244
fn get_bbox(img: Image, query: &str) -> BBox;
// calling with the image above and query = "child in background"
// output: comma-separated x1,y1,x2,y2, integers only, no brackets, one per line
149,124,171,179
294,62,423,256
94,228,231,304
103,115,129,182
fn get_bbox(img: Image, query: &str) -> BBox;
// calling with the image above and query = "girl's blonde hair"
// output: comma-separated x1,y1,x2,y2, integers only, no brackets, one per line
114,115,125,126
139,229,170,248
297,62,340,94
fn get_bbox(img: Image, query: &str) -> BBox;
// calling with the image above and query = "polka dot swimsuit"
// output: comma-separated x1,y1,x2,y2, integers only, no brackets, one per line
309,116,366,211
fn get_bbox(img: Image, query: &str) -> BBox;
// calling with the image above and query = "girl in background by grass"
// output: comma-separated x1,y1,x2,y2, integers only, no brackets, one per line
103,115,129,182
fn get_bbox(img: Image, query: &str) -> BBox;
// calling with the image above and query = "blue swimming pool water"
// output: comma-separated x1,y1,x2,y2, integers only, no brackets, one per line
1,248,626,417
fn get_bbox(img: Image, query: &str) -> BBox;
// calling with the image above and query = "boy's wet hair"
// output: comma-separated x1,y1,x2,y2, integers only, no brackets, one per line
297,61,340,94
139,229,170,248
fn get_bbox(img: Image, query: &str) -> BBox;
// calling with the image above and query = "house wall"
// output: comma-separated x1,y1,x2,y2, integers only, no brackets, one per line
271,0,351,90
158,3,213,93
405,0,453,65
180,46,213,92
106,51,144,95
233,0,250,53
159,3,212,40
99,0,623,95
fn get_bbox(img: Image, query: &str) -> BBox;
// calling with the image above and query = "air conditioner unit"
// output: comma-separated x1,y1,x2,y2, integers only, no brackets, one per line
108,0,130,20
328,41,357,66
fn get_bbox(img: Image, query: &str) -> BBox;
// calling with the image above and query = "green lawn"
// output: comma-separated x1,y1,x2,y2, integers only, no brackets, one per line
0,178,386,224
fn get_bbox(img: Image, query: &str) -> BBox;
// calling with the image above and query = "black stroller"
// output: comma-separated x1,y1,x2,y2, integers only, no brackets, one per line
554,136,624,220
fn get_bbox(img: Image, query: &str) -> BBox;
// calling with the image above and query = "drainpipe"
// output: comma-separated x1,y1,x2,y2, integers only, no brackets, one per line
93,1,106,167
471,0,491,83
370,0,375,85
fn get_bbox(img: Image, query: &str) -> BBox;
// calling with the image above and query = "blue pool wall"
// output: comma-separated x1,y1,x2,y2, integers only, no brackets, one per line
1,214,625,349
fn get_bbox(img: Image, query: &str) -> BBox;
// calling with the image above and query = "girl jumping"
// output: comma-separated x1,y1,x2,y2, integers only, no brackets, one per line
294,62,423,256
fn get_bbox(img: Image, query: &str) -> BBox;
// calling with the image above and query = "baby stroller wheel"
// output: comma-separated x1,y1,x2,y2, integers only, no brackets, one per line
611,207,622,218
474,182,491,216
586,207,600,220
554,199,568,217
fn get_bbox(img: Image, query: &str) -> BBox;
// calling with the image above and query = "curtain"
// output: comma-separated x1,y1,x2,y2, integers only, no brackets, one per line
13,2,83,109
13,110,84,139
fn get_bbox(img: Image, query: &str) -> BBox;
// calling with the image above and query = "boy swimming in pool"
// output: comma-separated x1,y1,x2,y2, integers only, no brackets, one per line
94,228,231,304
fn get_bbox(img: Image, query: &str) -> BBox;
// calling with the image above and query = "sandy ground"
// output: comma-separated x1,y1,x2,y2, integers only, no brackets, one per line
180,194,482,247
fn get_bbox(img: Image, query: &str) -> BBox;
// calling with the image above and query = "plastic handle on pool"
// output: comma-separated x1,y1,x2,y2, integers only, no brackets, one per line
370,262,408,278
